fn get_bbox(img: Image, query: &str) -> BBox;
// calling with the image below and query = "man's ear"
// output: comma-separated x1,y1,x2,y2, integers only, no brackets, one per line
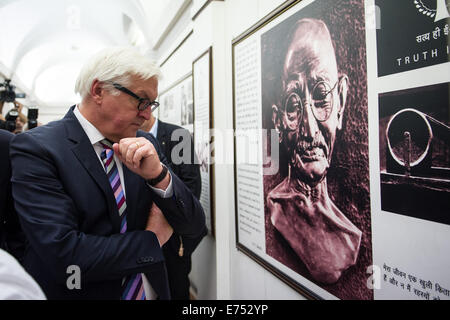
272,104,283,142
337,74,348,130
90,79,104,105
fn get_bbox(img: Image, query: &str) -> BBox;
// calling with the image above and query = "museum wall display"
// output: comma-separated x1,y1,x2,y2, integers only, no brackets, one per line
232,0,449,300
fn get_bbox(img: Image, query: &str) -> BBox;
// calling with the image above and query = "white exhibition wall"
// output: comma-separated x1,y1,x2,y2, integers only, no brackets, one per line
156,0,307,300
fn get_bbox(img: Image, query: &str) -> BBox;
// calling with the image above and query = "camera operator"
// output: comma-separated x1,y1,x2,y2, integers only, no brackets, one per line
0,101,15,132
1,101,39,134
0,80,36,133
12,101,27,134
0,104,19,133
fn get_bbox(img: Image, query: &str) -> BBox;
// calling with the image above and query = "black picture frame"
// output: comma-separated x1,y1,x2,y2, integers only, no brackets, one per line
193,46,215,237
232,0,372,300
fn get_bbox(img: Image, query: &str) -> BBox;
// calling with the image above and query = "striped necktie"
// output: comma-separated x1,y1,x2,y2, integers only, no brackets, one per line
100,139,146,300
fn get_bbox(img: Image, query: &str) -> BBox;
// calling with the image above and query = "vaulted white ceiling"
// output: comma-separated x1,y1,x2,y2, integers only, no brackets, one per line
0,0,173,115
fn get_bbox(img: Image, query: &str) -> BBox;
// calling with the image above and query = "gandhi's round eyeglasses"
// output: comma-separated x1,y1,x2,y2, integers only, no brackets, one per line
283,80,338,124
112,83,160,112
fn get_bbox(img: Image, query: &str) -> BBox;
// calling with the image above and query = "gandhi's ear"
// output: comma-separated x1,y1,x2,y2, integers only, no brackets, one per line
337,74,348,130
272,104,282,139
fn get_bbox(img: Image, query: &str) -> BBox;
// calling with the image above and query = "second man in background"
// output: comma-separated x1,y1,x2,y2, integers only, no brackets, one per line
141,109,205,300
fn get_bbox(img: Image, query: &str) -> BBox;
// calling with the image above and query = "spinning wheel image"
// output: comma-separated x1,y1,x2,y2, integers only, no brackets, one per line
385,108,449,178
380,102,450,225
386,108,433,175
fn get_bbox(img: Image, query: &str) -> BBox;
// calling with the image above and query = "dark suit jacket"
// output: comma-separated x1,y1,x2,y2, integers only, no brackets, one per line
0,129,25,261
9,107,206,300
156,120,205,299
156,120,201,199
156,120,205,254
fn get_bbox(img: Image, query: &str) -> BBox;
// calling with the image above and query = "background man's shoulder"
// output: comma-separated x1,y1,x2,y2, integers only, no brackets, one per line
137,129,158,144
158,120,186,135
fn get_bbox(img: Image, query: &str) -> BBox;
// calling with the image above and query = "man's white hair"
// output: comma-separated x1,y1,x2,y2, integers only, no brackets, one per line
75,46,162,99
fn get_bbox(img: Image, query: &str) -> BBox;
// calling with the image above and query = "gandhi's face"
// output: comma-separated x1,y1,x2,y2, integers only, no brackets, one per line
279,20,346,186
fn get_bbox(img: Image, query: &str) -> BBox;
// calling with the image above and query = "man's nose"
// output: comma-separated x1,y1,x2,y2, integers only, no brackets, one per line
138,107,151,120
300,102,319,139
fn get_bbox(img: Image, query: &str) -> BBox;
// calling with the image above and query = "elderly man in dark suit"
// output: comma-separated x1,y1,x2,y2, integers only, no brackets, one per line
9,47,206,300
141,111,205,300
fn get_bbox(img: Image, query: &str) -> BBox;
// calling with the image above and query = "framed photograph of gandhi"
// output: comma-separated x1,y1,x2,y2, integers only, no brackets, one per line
193,47,215,237
233,0,372,299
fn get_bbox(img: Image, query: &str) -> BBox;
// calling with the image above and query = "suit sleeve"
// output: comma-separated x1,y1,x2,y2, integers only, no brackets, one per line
10,132,165,285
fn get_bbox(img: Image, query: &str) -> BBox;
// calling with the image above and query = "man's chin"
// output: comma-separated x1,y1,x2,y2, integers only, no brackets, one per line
109,131,139,142
293,158,328,186
126,127,140,137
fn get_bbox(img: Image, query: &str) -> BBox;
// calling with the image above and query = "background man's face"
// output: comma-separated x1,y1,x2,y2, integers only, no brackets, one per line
281,20,343,186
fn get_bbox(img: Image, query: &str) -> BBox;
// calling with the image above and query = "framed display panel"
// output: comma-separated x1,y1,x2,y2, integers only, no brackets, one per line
372,0,450,301
232,0,372,300
233,0,450,301
193,47,215,237
158,73,194,133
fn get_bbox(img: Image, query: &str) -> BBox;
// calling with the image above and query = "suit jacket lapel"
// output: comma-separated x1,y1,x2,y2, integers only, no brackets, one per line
64,107,121,231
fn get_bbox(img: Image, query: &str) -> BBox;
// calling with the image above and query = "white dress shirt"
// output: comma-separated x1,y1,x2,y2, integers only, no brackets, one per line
149,118,158,138
0,249,46,300
73,106,172,299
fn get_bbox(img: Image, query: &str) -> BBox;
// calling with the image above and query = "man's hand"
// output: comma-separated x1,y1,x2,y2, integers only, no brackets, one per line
14,101,23,113
145,204,173,246
113,137,162,180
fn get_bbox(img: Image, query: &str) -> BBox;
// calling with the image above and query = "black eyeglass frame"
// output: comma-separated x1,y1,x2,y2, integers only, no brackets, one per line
112,83,160,112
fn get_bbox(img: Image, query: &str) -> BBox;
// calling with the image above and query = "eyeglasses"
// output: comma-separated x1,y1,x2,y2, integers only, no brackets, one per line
112,83,160,112
283,80,338,126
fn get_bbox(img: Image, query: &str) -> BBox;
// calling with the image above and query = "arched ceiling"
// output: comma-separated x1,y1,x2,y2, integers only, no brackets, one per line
0,0,169,110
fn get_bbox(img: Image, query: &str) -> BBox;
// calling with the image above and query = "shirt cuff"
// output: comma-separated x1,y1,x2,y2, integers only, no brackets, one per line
147,171,173,198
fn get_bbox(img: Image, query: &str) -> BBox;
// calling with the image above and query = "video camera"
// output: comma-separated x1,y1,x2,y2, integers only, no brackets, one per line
0,79,26,102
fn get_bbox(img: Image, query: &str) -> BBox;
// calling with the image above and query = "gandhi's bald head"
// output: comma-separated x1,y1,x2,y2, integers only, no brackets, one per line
283,19,338,90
